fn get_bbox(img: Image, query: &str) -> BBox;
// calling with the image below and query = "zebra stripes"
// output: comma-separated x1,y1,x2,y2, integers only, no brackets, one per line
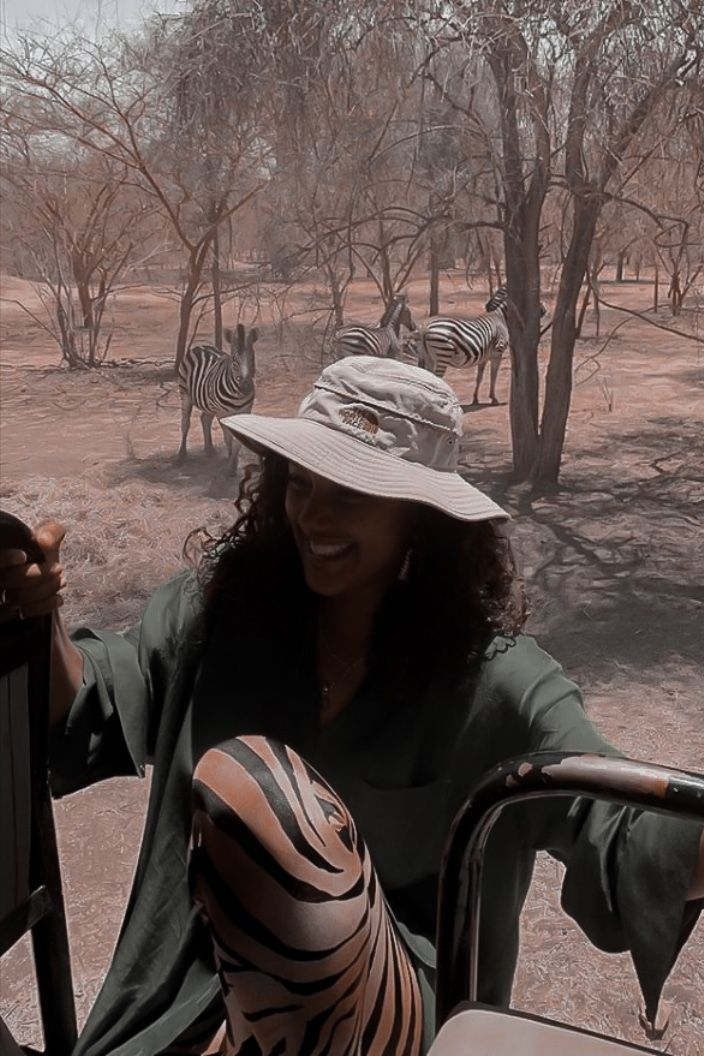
332,294,416,361
417,288,509,406
177,323,258,475
188,735,423,1055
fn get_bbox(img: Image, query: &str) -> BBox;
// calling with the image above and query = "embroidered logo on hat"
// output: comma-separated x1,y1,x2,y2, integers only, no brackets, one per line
338,406,380,436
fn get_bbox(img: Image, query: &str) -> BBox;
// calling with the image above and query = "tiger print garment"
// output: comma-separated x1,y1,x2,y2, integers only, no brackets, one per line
171,734,423,1055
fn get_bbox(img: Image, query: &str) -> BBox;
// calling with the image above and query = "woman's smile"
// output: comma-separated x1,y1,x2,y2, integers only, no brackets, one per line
306,538,355,560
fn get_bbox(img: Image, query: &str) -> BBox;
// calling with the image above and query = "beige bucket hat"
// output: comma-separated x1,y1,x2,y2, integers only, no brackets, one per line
222,356,508,523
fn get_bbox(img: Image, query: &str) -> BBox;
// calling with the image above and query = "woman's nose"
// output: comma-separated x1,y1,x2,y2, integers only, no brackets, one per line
296,488,333,533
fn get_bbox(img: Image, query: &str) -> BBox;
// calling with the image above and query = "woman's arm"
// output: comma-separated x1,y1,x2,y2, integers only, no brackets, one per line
688,831,704,899
50,609,85,731
481,635,703,1028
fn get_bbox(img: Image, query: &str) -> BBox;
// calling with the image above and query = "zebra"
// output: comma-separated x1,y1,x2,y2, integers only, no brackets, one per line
177,323,258,475
416,287,510,406
331,293,416,361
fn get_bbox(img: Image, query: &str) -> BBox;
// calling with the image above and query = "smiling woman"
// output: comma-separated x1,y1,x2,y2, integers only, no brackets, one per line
0,355,702,1056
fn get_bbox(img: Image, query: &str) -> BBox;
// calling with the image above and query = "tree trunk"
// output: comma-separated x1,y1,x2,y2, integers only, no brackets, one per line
212,227,222,348
509,330,540,477
575,283,591,339
71,251,94,332
378,218,393,304
326,264,345,330
653,265,659,311
429,246,440,316
615,250,626,282
533,199,599,483
668,270,682,316
504,200,545,478
174,241,211,371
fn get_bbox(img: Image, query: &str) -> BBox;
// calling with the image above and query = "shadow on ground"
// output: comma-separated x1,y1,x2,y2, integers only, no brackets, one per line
459,416,703,684
105,449,244,499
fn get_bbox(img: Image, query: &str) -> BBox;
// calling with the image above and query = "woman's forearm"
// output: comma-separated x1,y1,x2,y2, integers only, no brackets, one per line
49,609,85,732
687,829,704,900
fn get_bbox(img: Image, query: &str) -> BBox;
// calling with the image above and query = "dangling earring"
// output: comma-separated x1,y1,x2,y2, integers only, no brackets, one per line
398,548,412,581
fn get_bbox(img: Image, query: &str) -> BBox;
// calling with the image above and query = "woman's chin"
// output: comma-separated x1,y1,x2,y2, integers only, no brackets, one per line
302,568,353,597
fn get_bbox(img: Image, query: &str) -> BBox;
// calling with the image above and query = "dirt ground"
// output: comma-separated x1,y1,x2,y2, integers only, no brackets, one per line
1,271,702,1052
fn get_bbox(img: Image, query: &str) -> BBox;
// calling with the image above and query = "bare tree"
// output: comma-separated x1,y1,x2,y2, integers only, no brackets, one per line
0,16,270,371
414,1,703,484
0,120,150,366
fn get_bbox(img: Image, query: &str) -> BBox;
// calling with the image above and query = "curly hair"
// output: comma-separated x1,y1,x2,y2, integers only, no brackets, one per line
190,452,528,702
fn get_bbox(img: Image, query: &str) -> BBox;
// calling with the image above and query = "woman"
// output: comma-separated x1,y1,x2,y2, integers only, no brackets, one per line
1,355,702,1056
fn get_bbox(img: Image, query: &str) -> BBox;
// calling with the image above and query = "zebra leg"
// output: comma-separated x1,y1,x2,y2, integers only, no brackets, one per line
472,361,487,404
177,394,194,461
219,422,241,478
488,353,502,405
201,411,216,456
190,736,424,1056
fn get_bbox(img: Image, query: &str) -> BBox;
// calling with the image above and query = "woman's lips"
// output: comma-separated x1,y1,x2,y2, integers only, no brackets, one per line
306,539,354,559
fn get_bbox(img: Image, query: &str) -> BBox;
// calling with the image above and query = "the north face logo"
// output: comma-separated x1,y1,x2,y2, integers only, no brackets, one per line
339,406,379,435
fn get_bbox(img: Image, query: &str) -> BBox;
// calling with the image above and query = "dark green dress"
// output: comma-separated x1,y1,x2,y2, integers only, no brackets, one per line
49,571,702,1056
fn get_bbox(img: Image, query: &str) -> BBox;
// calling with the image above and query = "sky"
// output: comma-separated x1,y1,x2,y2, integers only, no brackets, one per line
0,0,185,37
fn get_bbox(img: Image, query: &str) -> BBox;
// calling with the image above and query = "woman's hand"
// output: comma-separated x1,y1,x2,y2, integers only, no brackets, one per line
0,521,67,622
0,520,84,728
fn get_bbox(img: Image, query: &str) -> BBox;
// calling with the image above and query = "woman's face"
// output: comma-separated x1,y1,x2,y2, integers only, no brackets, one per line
285,462,414,601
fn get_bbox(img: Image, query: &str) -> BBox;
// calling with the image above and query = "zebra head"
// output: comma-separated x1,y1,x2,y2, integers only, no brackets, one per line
484,287,508,314
224,324,259,389
485,287,549,319
382,293,417,334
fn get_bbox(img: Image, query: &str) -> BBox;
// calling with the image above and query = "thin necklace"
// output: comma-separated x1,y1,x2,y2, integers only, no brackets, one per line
318,631,366,710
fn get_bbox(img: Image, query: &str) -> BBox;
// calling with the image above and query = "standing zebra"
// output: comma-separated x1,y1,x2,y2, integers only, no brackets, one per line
332,293,416,361
177,323,258,475
416,288,510,406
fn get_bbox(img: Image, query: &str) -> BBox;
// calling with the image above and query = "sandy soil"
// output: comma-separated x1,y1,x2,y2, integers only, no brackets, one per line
1,271,702,1052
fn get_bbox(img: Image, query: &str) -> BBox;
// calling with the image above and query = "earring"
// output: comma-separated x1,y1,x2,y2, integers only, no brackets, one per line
398,548,412,581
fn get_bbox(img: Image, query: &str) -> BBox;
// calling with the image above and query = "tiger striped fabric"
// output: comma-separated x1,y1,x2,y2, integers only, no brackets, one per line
417,288,509,405
184,735,423,1055
332,295,415,361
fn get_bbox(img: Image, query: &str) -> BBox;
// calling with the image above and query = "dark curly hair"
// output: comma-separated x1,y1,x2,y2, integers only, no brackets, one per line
190,452,527,703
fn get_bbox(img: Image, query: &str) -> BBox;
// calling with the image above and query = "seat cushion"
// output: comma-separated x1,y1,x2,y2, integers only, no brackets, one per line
428,1005,659,1055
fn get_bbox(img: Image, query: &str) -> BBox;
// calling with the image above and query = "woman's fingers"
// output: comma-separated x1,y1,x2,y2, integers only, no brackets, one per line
0,521,67,619
34,522,66,565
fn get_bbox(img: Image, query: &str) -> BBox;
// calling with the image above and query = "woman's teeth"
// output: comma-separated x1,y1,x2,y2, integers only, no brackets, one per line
308,540,352,558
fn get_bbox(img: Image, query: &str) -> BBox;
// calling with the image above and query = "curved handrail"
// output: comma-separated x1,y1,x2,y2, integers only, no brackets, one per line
434,751,704,1028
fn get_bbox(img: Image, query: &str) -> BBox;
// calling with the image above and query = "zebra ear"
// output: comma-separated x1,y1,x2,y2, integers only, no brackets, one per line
248,328,259,344
223,327,233,345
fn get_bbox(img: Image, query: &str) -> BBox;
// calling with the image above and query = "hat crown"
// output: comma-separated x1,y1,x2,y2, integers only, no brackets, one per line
298,356,463,471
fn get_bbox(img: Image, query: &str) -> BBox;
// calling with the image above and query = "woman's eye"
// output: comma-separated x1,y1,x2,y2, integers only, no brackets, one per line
287,474,309,492
339,488,365,504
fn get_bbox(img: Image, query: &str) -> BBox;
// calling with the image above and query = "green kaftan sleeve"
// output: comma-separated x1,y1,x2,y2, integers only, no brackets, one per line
48,569,201,798
481,636,703,1027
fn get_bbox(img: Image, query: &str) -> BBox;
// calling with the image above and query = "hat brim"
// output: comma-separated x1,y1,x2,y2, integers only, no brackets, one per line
222,414,509,523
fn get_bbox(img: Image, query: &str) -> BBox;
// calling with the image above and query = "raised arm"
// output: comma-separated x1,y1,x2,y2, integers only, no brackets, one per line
486,638,703,1029
0,517,202,797
0,521,84,731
